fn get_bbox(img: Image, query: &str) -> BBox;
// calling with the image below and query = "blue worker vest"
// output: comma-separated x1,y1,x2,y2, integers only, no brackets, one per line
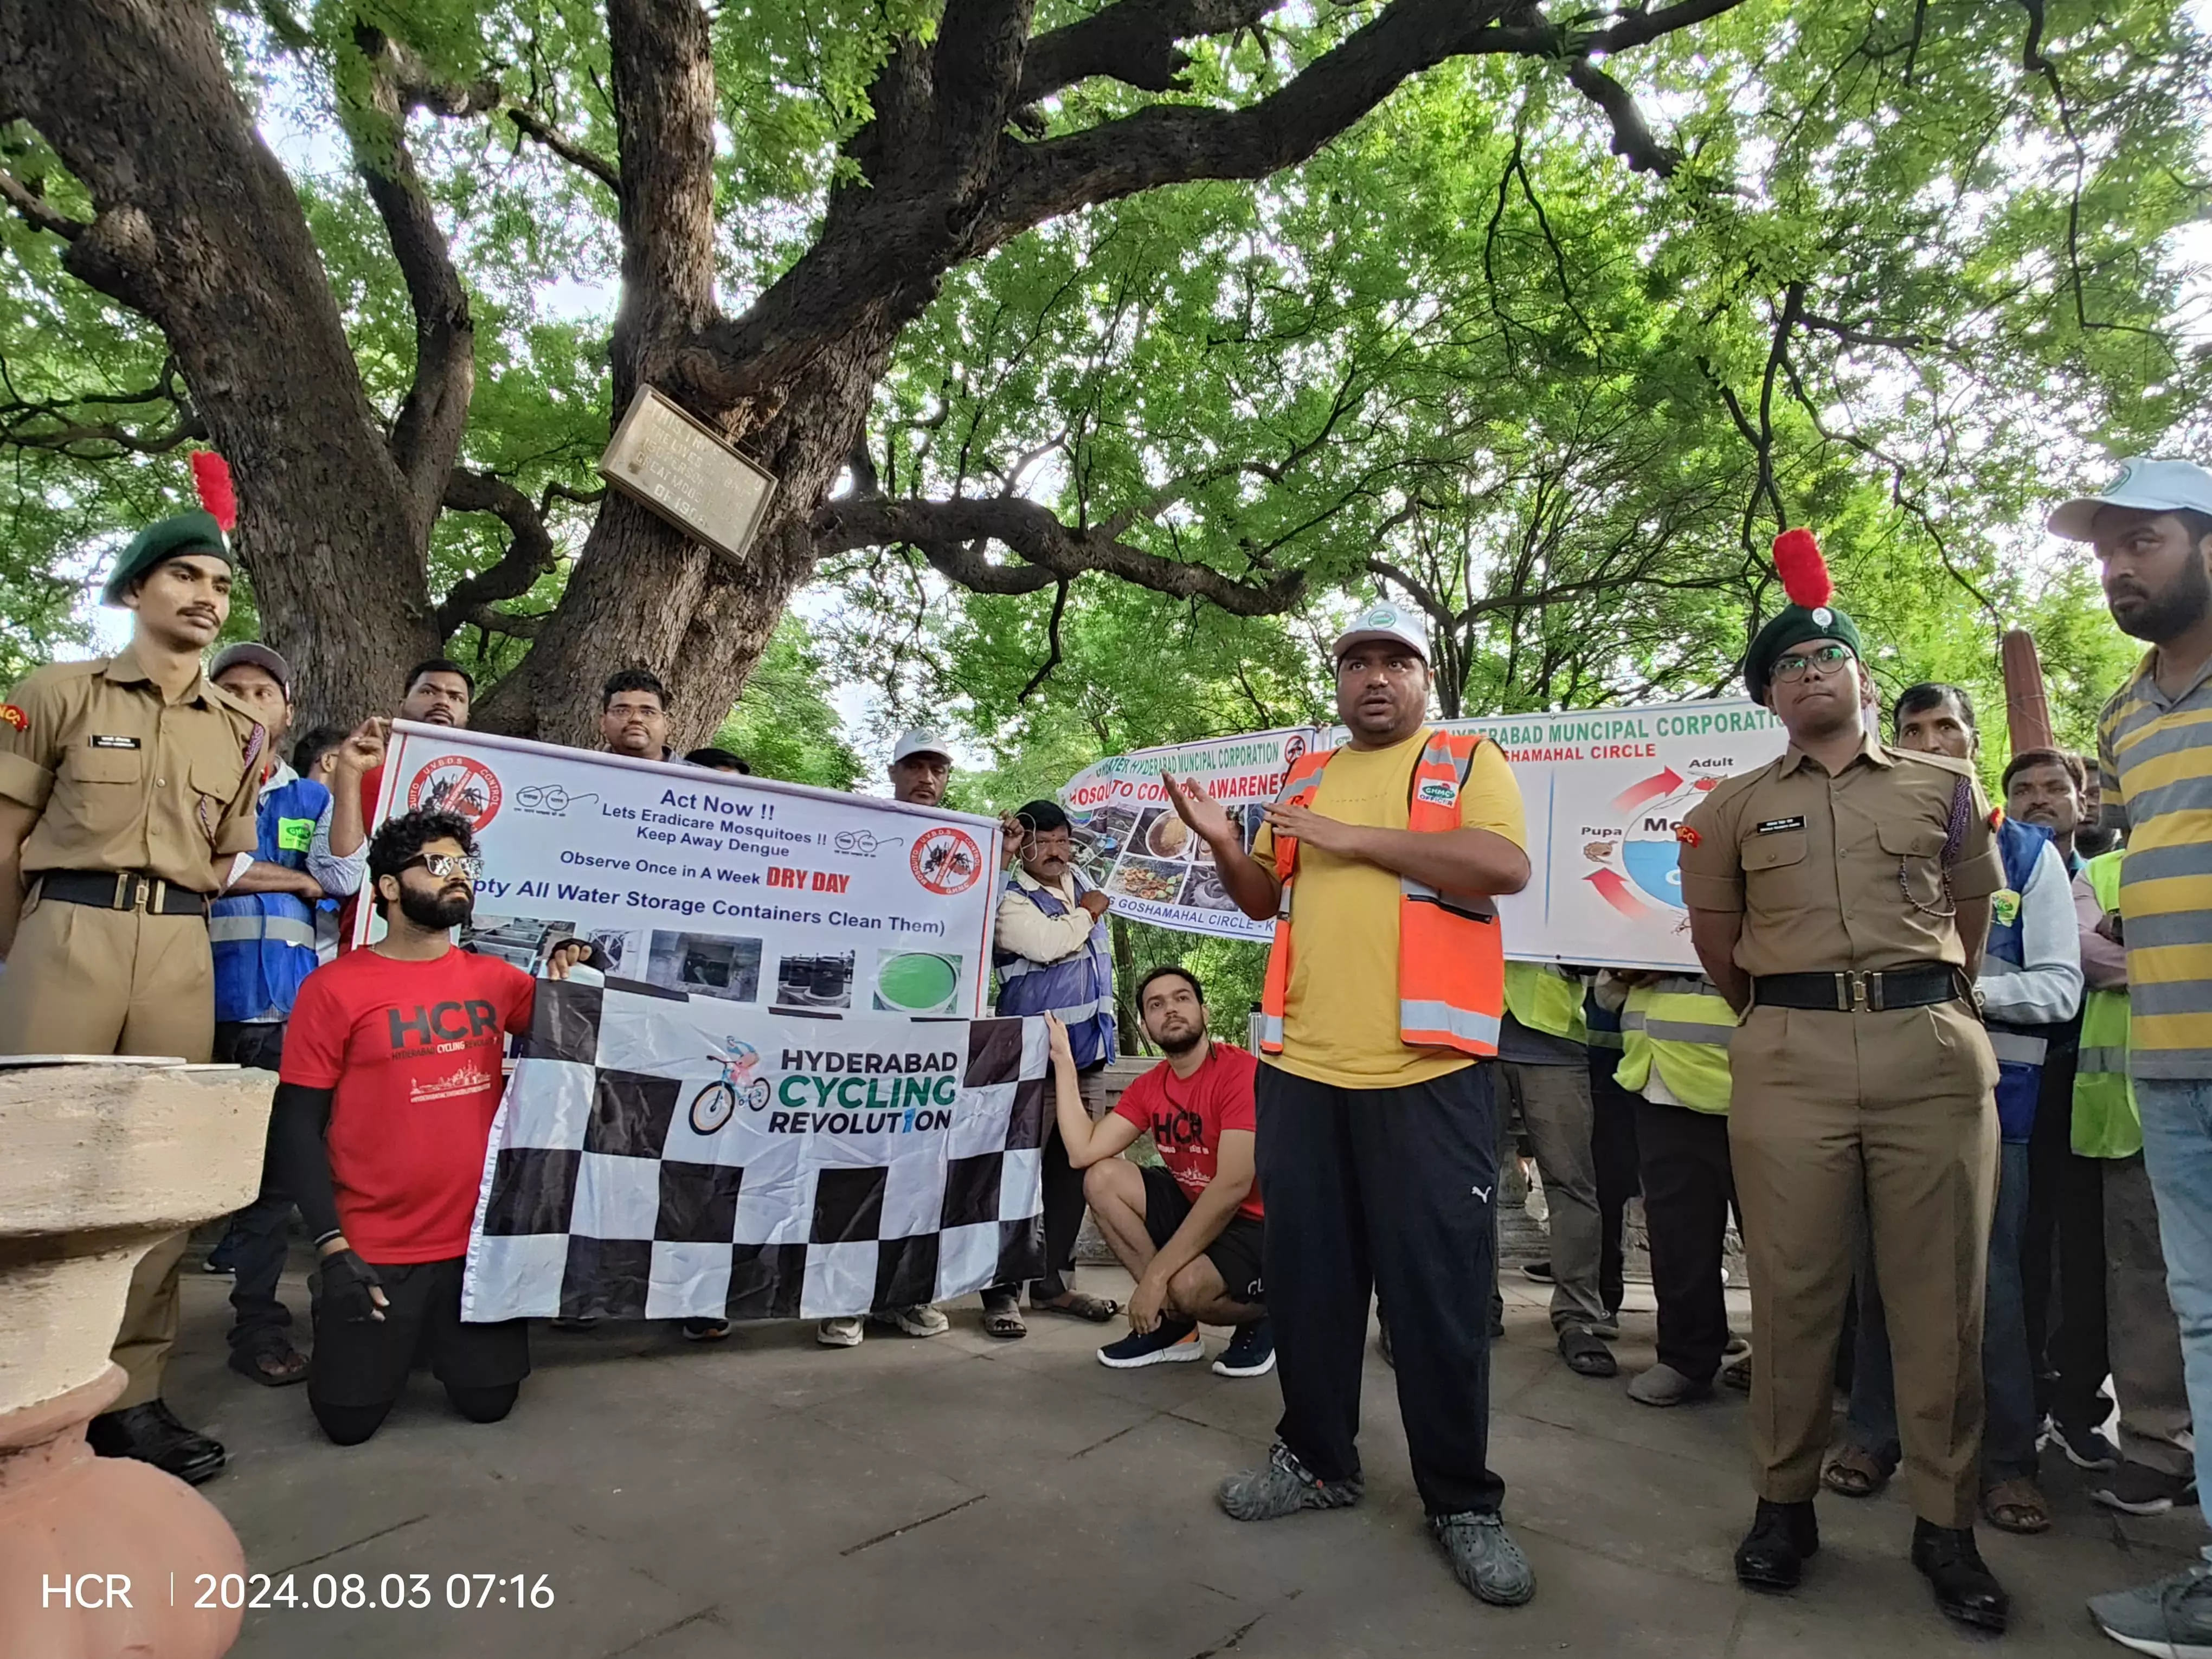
210,775,329,1024
1986,815,2057,1143
993,872,1117,1069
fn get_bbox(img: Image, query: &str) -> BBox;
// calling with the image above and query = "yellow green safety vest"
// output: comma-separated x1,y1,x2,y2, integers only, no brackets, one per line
2073,850,2139,1160
1503,961,1589,1046
1616,976,1735,1114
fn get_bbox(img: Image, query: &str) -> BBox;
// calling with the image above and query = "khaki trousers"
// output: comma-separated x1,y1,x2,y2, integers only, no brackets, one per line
0,895,215,1407
1729,1000,1998,1528
0,896,215,1061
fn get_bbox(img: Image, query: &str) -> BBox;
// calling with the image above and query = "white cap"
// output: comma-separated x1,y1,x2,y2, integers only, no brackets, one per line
1331,600,1430,664
891,728,954,766
2048,457,2212,541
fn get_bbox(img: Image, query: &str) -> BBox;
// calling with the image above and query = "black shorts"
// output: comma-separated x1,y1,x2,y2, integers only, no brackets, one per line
307,1255,531,1409
1140,1165,1266,1305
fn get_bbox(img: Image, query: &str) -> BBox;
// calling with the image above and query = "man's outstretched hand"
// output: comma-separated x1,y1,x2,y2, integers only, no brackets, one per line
1162,771,1237,847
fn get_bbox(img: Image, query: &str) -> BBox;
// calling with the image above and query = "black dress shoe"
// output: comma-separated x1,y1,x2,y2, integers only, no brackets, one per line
86,1400,227,1486
1911,1520,2008,1631
1734,1499,1819,1591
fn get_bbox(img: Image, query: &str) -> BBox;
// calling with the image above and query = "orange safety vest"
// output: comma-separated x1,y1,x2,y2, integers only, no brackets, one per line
1257,729,1506,1059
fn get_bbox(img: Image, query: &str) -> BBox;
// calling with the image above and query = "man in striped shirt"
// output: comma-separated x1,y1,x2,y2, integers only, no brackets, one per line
2060,458,2212,1656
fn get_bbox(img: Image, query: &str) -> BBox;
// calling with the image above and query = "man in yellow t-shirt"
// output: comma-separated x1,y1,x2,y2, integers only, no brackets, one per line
1163,601,1535,1610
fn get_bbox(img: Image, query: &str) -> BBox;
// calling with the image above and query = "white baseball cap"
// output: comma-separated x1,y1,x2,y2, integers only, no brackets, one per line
2048,457,2212,542
1331,600,1430,664
891,728,954,765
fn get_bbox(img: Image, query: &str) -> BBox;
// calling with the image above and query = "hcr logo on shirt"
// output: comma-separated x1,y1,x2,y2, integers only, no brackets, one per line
387,1000,502,1051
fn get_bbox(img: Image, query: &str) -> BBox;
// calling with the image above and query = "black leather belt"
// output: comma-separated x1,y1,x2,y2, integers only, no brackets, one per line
35,871,209,916
1751,964,1962,1013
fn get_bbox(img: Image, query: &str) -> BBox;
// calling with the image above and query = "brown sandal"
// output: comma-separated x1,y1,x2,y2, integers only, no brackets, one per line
1821,1445,1896,1499
1983,1476,2052,1534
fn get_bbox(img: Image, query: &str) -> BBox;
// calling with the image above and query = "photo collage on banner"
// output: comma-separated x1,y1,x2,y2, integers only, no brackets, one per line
1058,728,1317,943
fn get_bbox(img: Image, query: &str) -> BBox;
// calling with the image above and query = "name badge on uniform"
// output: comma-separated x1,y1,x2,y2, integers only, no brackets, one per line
1754,816,1805,834
1991,889,2022,927
1416,777,1460,808
87,735,142,750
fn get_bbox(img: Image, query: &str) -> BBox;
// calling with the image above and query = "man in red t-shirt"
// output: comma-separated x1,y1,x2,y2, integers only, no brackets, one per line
273,805,539,1445
1050,966,1270,1377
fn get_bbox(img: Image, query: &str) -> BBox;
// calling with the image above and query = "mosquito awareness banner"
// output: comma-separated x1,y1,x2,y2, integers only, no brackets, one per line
461,984,1047,1323
1059,728,1319,942
1063,699,1787,970
1429,698,1787,970
365,723,1002,1017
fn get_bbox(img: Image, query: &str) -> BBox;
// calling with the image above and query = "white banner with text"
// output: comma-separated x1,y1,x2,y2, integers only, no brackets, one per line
1062,700,1787,971
365,724,1002,1017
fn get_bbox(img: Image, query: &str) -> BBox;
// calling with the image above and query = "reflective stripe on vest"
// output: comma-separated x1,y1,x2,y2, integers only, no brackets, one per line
1583,995,1624,1051
208,912,319,950
1616,976,1734,1113
210,774,329,1024
2073,850,2139,1158
1504,961,1589,1046
1257,730,1506,1059
993,871,1117,1067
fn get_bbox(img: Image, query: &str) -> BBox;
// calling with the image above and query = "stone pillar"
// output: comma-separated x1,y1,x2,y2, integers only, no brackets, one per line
0,1062,273,1659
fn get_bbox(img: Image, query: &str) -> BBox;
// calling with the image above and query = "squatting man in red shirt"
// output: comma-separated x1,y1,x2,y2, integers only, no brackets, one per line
272,807,564,1445
1045,967,1274,1379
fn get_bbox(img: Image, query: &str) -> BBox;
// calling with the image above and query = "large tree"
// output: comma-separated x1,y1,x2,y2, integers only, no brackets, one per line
0,0,2202,742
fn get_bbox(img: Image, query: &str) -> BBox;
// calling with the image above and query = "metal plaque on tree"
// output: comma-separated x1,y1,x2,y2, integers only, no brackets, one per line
598,385,779,563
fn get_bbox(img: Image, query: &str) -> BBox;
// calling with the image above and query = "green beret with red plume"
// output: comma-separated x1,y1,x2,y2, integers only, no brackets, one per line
101,450,237,606
1743,527,1864,702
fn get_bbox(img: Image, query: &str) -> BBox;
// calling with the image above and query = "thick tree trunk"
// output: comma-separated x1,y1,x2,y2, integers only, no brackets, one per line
0,0,440,731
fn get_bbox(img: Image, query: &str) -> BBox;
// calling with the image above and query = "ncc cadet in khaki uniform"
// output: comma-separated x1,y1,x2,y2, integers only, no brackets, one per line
0,461,265,1486
1677,529,2010,1633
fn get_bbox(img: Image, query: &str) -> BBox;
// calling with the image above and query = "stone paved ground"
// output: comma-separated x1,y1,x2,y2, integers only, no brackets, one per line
166,1261,2196,1658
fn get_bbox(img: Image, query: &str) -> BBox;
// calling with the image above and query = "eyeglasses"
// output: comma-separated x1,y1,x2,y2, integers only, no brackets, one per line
1770,643,1855,684
405,853,484,882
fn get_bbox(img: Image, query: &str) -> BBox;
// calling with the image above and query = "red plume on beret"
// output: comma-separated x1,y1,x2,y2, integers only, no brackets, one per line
190,450,237,534
1772,526,1831,610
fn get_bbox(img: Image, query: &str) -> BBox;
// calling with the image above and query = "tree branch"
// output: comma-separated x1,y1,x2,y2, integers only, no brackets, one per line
1018,578,1071,700
506,106,620,193
679,0,1750,408
0,355,204,458
812,495,1306,615
0,166,83,239
436,467,562,636
1564,60,1679,178
353,26,476,516
1017,0,1278,105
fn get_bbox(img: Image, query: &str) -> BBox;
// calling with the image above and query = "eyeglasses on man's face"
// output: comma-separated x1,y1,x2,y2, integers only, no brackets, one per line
1771,643,1855,685
405,852,485,882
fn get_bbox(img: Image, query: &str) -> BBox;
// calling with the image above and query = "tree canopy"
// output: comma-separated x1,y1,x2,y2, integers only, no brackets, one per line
0,0,2204,781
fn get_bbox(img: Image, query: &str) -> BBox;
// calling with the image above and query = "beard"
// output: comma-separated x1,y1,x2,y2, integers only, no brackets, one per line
2075,824,2121,859
2112,556,2212,644
397,883,473,930
1152,1020,1205,1057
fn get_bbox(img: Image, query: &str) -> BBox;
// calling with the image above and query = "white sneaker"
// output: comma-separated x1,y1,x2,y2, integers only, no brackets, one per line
818,1316,865,1347
872,1304,950,1338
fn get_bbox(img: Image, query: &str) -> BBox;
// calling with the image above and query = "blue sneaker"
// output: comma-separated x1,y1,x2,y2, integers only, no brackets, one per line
1213,1319,1275,1378
1097,1320,1204,1369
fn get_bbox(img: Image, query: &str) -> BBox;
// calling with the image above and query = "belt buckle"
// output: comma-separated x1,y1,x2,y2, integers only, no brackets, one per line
1835,970,1870,1013
111,872,139,912
150,878,168,915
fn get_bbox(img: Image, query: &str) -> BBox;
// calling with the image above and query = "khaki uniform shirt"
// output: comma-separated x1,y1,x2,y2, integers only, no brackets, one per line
0,644,264,892
1677,731,2002,975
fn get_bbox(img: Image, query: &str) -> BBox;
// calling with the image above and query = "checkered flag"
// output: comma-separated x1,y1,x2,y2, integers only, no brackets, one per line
461,980,1048,1323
